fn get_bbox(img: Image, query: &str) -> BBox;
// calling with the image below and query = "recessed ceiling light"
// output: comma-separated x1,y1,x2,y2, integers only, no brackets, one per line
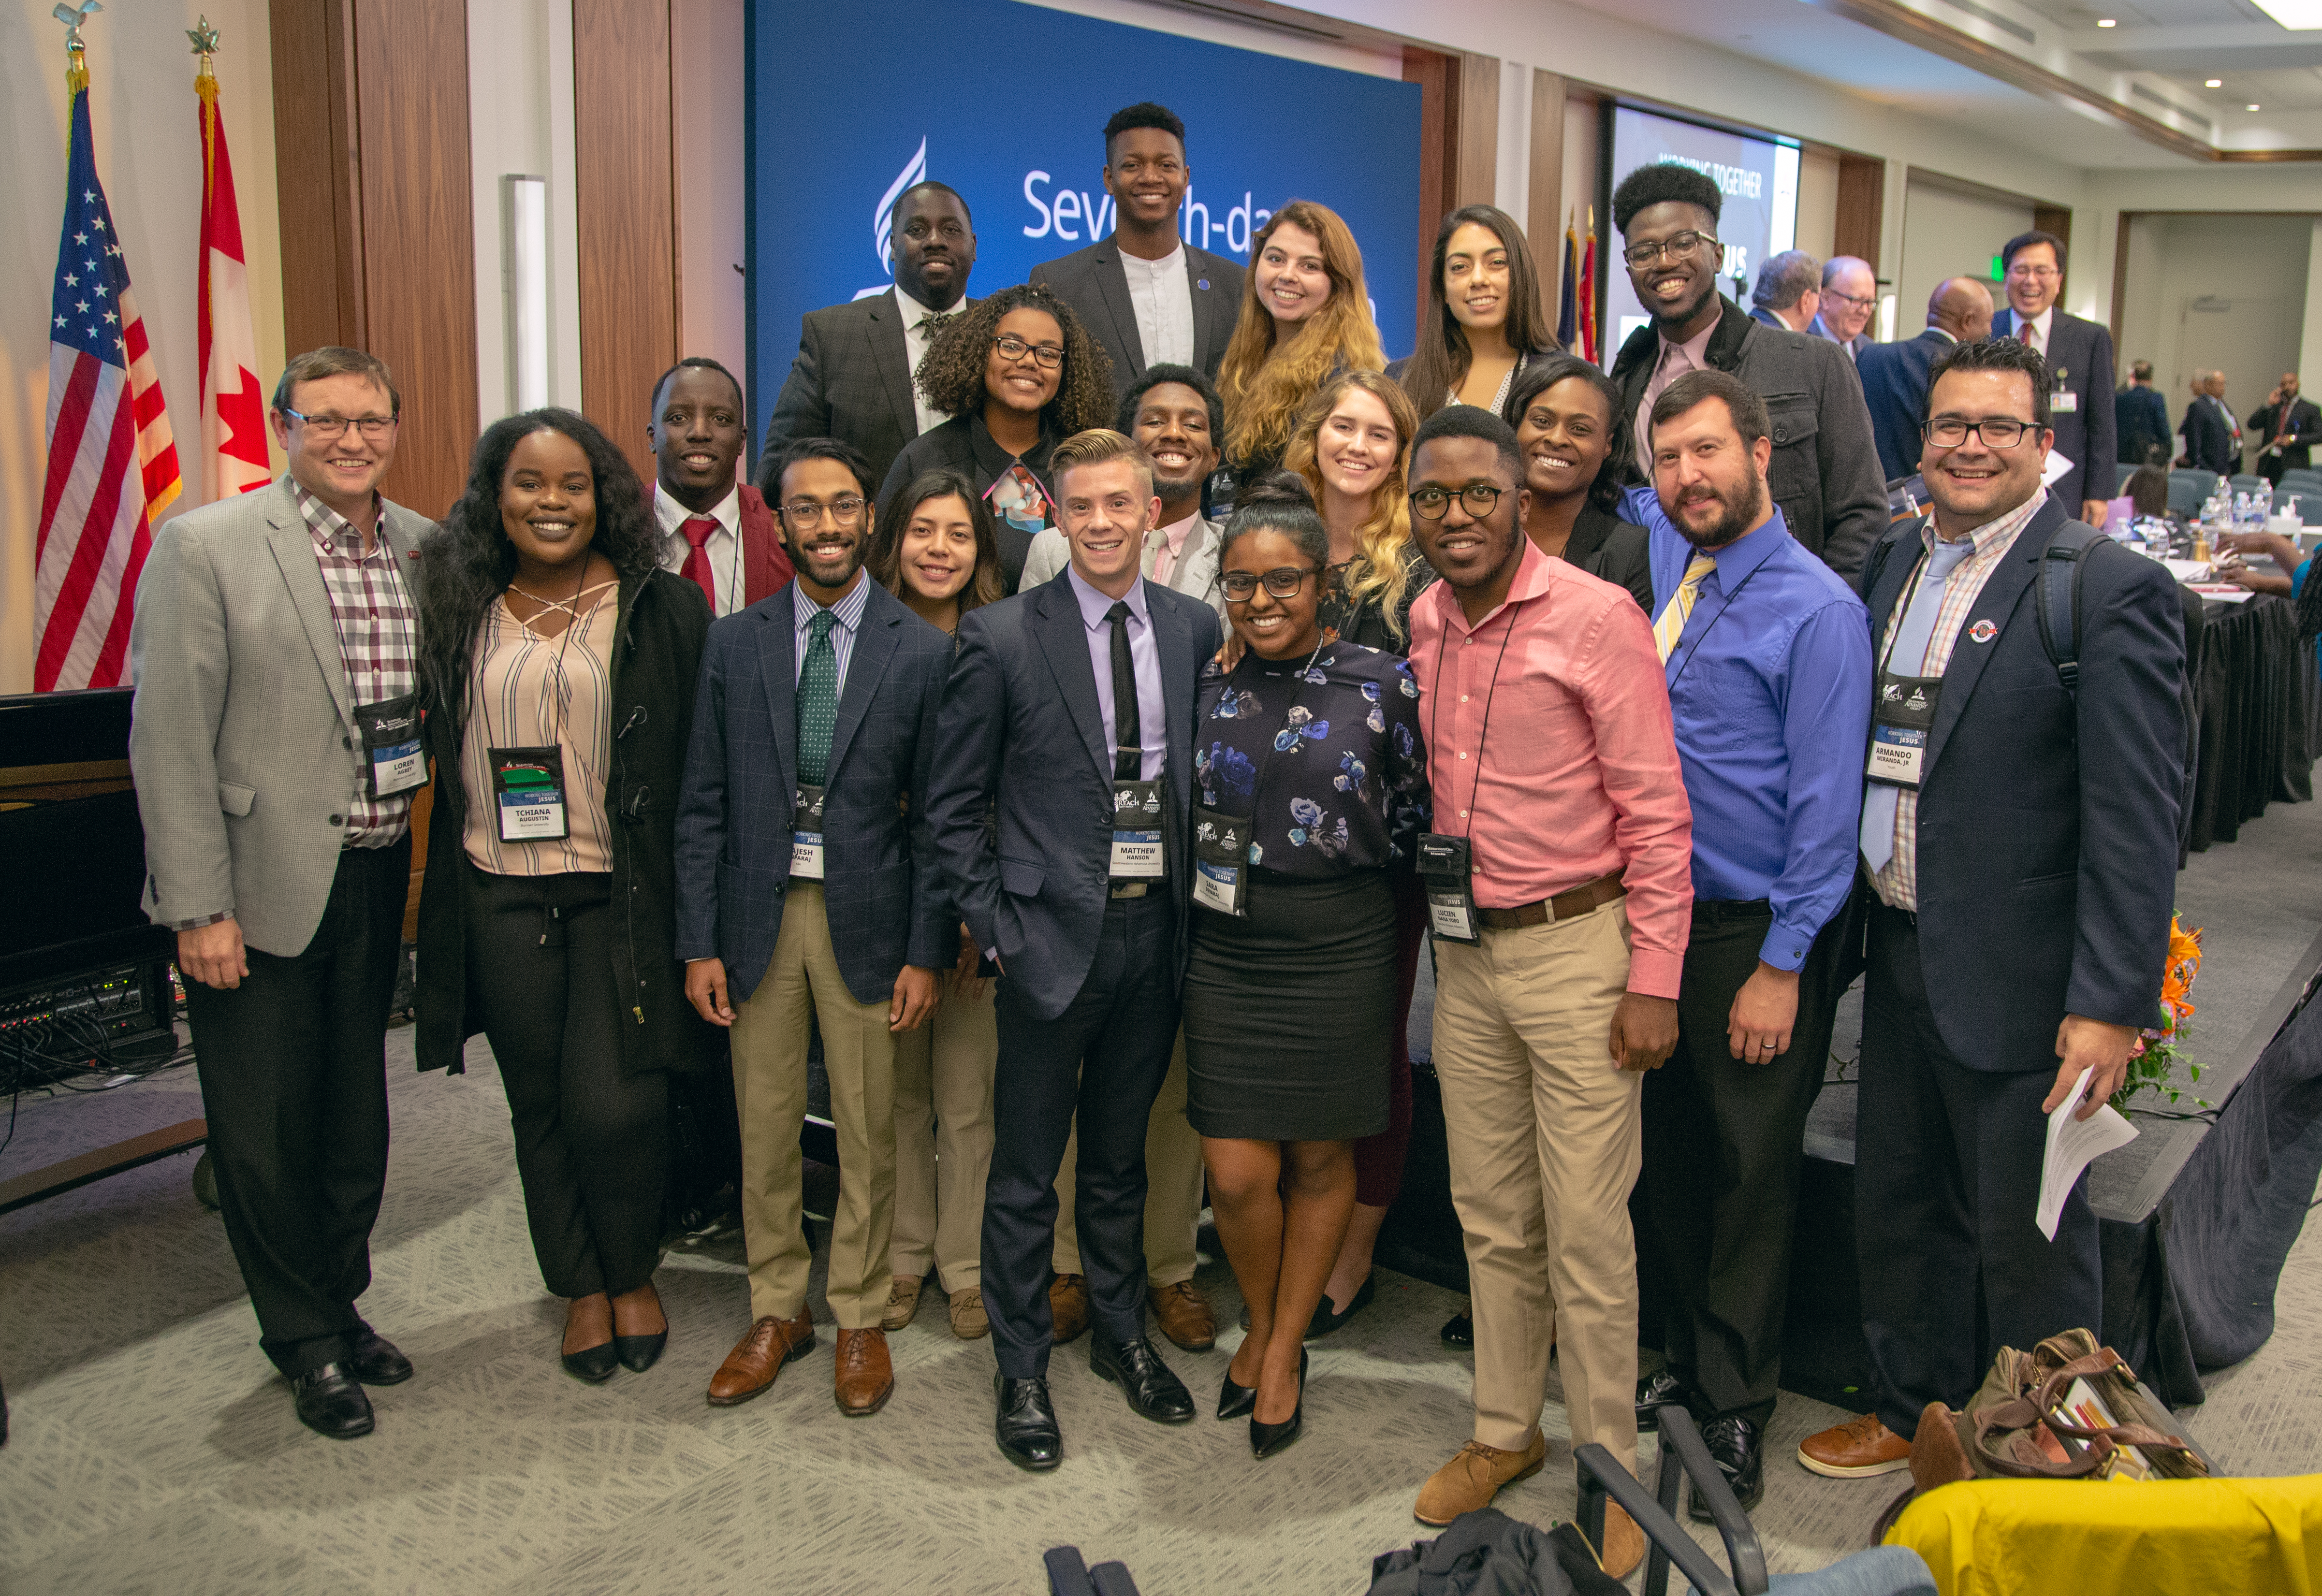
2249,0,2322,27
2249,102,2263,110
2097,16,2116,24
2206,78,2223,87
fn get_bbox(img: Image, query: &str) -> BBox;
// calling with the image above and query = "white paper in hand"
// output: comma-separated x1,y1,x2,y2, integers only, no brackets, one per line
2042,449,2074,488
2037,1066,2139,1241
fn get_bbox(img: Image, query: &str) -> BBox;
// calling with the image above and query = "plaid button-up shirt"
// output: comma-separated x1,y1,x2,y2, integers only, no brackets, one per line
290,476,420,848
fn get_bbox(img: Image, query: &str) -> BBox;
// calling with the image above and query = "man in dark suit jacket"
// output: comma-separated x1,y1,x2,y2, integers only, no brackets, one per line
1990,230,2117,523
2248,372,2321,481
2179,371,2238,476
675,437,953,1420
927,428,1223,1471
2114,361,2171,469
761,182,978,492
1797,339,2184,1482
1856,276,1992,482
1029,102,1242,403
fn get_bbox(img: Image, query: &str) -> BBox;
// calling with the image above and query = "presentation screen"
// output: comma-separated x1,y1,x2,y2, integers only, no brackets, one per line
1604,105,1800,364
745,0,1423,446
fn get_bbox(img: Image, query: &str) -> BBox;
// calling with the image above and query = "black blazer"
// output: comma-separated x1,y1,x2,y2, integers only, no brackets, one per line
2248,396,2322,475
1565,502,1655,614
1030,240,1243,402
415,568,718,1078
1991,307,2118,506
763,288,978,493
1856,496,2183,1072
925,572,1222,1022
2179,396,2236,476
2116,385,2172,469
877,412,1057,595
1856,328,1952,484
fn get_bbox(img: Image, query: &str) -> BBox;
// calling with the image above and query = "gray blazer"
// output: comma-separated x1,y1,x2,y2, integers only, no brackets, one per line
763,289,976,494
1029,240,1242,401
128,479,432,957
1018,513,1227,619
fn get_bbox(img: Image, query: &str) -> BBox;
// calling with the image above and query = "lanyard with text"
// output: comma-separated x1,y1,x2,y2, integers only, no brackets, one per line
1192,644,1321,918
1867,548,1945,792
355,692,425,798
484,577,613,844
1419,596,1525,943
790,783,827,879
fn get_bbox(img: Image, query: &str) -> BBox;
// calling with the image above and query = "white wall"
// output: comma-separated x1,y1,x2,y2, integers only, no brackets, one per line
2115,213,2311,438
674,0,750,390
467,0,582,426
1895,176,2030,344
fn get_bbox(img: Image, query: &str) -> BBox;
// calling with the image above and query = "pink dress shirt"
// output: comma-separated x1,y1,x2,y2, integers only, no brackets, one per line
1634,320,1719,473
1409,537,1694,998
1147,511,1200,586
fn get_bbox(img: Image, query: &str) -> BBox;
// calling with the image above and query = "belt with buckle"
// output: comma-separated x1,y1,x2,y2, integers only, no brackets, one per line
1475,871,1625,931
1108,881,1151,900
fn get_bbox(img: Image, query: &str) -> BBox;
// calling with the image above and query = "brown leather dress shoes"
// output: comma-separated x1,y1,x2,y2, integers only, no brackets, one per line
705,1308,815,1406
1148,1280,1216,1351
1049,1274,1090,1344
833,1327,894,1417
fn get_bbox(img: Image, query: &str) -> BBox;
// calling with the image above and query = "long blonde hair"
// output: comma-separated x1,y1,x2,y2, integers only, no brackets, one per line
1283,370,1420,640
1218,201,1386,469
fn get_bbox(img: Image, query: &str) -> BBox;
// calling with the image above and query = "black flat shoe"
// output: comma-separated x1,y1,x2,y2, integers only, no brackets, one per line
1304,1275,1374,1340
562,1339,619,1383
614,1331,667,1374
291,1363,375,1439
1636,1367,1694,1432
347,1329,413,1387
994,1373,1062,1470
1090,1332,1195,1424
1439,1310,1474,1349
1250,1349,1307,1459
1216,1366,1256,1420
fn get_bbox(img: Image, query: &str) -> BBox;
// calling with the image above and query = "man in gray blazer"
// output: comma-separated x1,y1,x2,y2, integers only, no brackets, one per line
1029,103,1242,406
128,347,433,1441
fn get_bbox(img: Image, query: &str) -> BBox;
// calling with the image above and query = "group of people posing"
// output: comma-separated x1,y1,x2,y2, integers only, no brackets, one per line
127,101,2189,1583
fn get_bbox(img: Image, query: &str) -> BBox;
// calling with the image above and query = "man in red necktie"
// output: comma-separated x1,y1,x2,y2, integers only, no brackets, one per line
649,357,793,618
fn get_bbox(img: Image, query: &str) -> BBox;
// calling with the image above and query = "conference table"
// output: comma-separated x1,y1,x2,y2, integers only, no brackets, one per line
2187,589,2312,851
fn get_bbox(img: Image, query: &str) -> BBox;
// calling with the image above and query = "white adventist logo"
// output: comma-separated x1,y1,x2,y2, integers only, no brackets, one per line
853,137,929,302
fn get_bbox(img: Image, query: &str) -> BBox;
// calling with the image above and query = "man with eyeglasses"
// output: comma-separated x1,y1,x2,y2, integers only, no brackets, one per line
1798,337,2183,1483
1810,257,1879,362
675,436,952,1418
128,347,427,1439
763,181,979,491
1401,405,1691,1580
1607,163,1885,578
1989,230,2117,527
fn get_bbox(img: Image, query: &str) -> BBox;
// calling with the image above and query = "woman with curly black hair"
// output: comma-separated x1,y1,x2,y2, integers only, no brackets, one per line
876,283,1115,592
1500,354,1654,613
412,407,716,1384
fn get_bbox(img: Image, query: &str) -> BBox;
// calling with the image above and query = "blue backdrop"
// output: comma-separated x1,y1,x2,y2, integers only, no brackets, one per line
745,0,1423,445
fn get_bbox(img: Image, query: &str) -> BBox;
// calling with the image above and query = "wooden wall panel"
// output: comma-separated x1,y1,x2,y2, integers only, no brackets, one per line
269,0,365,356
574,0,679,482
1834,155,1886,273
1402,48,1453,339
1528,70,1566,280
1453,54,1499,215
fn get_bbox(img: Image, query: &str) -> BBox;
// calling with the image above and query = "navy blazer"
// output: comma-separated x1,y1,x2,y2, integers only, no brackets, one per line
1857,496,2183,1072
673,578,955,1005
1991,308,2118,506
1029,238,1244,402
2116,384,2172,468
925,571,1222,1022
2180,396,2236,476
1856,328,1951,484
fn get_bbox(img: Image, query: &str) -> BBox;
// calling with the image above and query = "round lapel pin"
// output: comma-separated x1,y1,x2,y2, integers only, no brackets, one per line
1968,619,1998,643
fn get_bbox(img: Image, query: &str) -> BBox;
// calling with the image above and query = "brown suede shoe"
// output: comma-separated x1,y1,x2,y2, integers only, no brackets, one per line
1798,1412,1912,1478
949,1287,990,1340
1148,1280,1216,1350
880,1275,923,1332
705,1308,814,1407
1600,1502,1645,1580
1413,1432,1548,1526
832,1327,894,1417
1049,1274,1090,1344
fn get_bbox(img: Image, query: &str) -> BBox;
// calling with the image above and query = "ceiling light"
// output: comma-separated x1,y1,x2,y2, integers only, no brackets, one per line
2097,16,2116,24
2248,0,2322,27
2249,102,2263,109
2206,78,2223,87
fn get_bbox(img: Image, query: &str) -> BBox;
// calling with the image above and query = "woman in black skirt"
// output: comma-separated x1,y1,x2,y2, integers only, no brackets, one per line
1185,478,1428,1457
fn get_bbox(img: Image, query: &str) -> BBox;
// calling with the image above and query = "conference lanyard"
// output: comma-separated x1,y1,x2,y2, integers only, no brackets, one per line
1867,549,1944,793
483,578,613,843
1419,594,1527,943
1192,640,1325,919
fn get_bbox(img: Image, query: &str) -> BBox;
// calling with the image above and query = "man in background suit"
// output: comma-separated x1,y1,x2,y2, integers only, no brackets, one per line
1857,276,1993,482
1030,103,1242,404
1809,257,1878,363
2115,360,2171,469
676,437,952,1419
1989,230,2117,524
762,183,978,491
1799,338,2183,1481
1748,251,1821,334
129,347,430,1440
928,429,1223,1471
2249,372,2321,482
2180,371,2238,476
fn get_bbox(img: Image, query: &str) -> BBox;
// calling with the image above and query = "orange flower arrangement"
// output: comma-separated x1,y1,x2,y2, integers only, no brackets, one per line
2116,915,2205,1114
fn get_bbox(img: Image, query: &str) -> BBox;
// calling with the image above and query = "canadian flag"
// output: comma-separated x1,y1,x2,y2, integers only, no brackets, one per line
196,66,268,499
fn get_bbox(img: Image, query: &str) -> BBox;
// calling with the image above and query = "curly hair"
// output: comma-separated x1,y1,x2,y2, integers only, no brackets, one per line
913,283,1115,438
871,468,1006,618
416,407,657,725
1282,370,1420,641
1503,352,1640,515
1611,161,1722,234
1217,201,1386,469
1398,205,1556,424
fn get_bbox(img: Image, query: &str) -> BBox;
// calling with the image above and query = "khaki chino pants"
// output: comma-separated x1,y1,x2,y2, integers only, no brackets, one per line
1433,901,1642,1471
1052,1029,1204,1287
730,884,896,1330
890,983,999,1290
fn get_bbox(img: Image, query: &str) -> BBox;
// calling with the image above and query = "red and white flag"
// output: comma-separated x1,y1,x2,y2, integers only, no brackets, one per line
197,61,267,500
35,82,181,692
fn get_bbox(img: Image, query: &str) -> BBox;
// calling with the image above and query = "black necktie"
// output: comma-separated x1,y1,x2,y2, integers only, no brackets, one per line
1107,600,1140,781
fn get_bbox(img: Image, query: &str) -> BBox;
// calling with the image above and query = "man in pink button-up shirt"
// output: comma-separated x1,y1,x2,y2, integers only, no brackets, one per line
1401,407,1692,1578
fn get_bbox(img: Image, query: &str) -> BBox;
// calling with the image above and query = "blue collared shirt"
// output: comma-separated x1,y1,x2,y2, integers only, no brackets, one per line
1630,487,1872,970
792,570,872,696
1066,566,1167,782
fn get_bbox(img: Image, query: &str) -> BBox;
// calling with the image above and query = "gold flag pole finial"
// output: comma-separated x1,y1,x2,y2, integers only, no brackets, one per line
189,16,222,102
53,0,101,93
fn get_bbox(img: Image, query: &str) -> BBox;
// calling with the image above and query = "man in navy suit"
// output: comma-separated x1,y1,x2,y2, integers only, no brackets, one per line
1797,339,2184,1481
1857,277,1993,482
2114,360,2172,469
1990,231,2117,525
927,427,1224,1470
2180,371,2239,476
675,437,953,1418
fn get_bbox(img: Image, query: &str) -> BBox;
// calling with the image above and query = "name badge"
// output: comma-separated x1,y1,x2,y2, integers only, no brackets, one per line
1417,831,1479,945
1111,779,1168,879
790,783,826,880
1866,671,1941,791
355,691,425,798
1192,805,1249,917
490,745,568,842
2050,391,2079,413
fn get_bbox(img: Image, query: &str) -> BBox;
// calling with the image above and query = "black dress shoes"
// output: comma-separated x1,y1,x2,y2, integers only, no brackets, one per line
614,1330,667,1374
1089,1333,1194,1424
994,1374,1062,1471
1635,1367,1694,1431
562,1340,619,1383
1693,1414,1765,1518
291,1364,375,1439
1439,1310,1474,1349
1216,1366,1256,1421
1303,1274,1374,1340
348,1329,413,1387
1250,1348,1307,1459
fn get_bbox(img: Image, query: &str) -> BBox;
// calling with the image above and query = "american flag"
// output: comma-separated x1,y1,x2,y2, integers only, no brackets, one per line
36,84,181,692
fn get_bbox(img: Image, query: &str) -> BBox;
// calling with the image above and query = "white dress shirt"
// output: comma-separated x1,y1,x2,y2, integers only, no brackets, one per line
655,482,745,619
897,286,961,438
1120,244,1195,370
2014,306,2054,361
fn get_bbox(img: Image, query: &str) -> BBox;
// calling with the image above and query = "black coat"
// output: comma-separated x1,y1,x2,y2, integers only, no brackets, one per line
1991,307,2118,505
2180,395,2236,476
415,567,717,1079
1564,502,1655,614
876,412,1058,595
1028,239,1243,402
2248,396,2322,476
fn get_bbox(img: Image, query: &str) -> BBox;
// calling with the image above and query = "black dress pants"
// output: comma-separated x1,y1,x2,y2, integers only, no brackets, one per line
1856,899,2103,1438
186,840,408,1378
1640,900,1844,1426
463,866,670,1300
983,894,1180,1378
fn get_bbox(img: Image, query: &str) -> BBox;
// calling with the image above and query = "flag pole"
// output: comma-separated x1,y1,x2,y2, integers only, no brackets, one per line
54,0,101,92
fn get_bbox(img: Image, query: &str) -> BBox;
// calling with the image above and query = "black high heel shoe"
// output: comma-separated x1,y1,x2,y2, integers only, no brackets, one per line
1216,1364,1257,1420
1249,1348,1307,1459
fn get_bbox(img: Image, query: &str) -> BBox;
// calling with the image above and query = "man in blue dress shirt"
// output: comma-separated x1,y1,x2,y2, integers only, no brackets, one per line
1623,369,1872,1514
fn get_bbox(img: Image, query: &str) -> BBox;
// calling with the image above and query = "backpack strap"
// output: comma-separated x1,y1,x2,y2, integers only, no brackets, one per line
2035,521,2108,696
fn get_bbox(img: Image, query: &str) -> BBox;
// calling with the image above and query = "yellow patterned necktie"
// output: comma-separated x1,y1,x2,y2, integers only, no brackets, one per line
1652,555,1717,663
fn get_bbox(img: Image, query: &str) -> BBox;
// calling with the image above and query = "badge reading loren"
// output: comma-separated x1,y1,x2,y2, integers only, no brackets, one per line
1968,619,1999,644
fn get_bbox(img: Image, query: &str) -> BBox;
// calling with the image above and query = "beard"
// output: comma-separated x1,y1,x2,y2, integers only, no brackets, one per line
1668,470,1766,552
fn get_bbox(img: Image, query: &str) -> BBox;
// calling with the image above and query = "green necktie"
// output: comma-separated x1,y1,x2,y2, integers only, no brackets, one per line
797,608,838,786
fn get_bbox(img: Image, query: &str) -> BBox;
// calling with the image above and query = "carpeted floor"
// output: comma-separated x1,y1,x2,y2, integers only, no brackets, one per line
4,801,2321,1594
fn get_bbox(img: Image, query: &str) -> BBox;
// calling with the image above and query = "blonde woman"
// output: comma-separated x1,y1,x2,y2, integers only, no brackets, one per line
1217,201,1386,482
1283,371,1430,652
